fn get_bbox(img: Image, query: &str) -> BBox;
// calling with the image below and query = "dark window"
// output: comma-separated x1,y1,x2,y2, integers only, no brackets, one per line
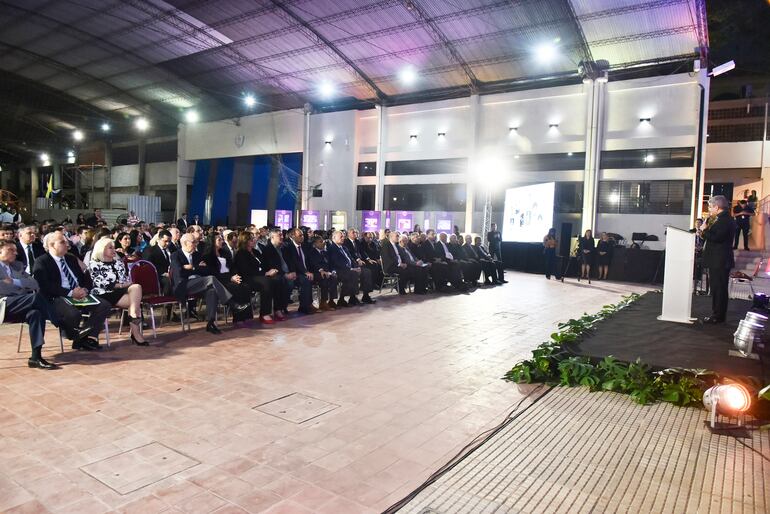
356,185,375,210
707,123,765,142
598,180,692,214
555,182,584,213
146,140,177,163
384,184,466,211
112,145,138,166
508,152,586,171
600,148,695,169
357,162,376,176
384,158,467,176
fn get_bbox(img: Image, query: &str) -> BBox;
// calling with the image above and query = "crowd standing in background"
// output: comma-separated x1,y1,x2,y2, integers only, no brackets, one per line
0,210,508,370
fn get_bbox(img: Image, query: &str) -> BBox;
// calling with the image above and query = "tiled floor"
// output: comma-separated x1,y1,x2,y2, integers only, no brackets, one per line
0,273,650,513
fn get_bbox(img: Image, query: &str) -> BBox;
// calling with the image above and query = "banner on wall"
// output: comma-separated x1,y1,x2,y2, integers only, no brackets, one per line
435,212,453,233
330,210,347,230
361,211,381,232
300,210,320,230
250,209,268,227
274,210,293,230
395,211,414,232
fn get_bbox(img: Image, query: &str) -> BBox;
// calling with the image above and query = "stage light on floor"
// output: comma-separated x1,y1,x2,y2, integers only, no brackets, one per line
184,110,199,123
72,129,84,142
703,383,752,431
243,94,256,107
730,311,766,359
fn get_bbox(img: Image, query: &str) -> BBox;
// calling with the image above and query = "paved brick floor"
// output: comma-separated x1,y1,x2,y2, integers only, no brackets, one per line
0,274,649,513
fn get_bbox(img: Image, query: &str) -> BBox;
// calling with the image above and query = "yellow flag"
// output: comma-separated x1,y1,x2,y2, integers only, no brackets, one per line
45,174,53,198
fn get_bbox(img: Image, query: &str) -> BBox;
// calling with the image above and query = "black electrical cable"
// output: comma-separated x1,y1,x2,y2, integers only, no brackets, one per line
382,383,552,514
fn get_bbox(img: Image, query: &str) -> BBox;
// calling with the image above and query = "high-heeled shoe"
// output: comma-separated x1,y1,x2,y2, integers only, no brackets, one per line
128,316,150,346
259,315,274,324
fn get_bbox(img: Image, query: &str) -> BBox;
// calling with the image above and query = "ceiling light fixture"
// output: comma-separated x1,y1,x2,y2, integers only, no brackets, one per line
409,134,418,140
644,154,655,163
534,42,558,63
243,94,256,107
549,123,559,129
319,81,335,99
39,153,49,162
437,132,446,137
639,117,652,123
184,110,199,123
101,123,110,132
399,66,418,86
324,140,332,146
72,129,84,142
135,117,149,131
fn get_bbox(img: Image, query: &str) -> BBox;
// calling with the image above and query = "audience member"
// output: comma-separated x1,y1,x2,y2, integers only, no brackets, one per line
15,226,44,275
282,228,316,315
473,236,506,283
307,235,338,310
328,230,375,306
232,232,279,323
203,234,255,326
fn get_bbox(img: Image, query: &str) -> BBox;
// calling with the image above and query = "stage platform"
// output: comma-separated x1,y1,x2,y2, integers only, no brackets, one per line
565,292,768,381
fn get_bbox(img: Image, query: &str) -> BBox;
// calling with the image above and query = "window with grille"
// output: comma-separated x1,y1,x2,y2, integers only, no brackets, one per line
598,180,692,214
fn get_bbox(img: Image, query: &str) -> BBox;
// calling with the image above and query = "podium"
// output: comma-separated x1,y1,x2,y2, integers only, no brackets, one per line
657,226,696,323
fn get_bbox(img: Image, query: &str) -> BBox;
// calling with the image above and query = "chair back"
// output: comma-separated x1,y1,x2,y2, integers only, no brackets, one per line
130,259,162,296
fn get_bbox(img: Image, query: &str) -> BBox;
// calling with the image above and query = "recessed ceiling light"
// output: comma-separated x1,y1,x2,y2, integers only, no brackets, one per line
185,110,199,123
101,123,110,132
243,94,256,107
399,66,418,86
72,130,84,142
135,118,149,131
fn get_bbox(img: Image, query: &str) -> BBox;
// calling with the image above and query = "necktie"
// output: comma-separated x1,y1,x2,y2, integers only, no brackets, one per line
60,259,77,289
339,245,351,266
297,244,306,270
26,245,35,270
163,248,170,262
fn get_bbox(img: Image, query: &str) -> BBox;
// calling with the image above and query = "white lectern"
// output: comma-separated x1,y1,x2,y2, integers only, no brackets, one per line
658,225,696,323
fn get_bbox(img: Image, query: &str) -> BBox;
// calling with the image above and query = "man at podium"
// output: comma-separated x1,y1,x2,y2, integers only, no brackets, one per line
698,195,736,324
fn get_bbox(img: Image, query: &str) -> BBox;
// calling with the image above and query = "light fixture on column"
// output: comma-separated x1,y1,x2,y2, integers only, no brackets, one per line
639,117,652,123
66,150,75,164
549,123,559,129
409,134,418,141
437,132,446,138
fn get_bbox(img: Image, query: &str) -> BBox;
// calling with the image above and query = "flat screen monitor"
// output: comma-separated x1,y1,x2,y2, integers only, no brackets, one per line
502,182,555,242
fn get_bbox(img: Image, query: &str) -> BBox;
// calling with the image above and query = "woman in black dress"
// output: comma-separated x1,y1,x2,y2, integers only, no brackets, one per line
596,232,613,280
231,232,282,323
88,238,149,345
203,234,254,326
578,229,595,280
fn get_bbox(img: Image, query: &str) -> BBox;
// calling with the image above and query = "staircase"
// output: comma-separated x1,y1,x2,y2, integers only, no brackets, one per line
733,249,764,275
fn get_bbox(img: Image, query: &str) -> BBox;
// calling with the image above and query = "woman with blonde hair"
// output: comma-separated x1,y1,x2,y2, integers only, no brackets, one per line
88,238,149,345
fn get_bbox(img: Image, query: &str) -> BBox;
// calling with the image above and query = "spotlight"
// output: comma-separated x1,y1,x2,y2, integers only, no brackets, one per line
644,154,655,163
319,81,335,99
534,42,558,63
184,110,199,123
243,94,256,107
399,66,418,86
567,152,573,156
703,383,752,430
639,117,652,123
39,153,49,162
72,129,84,142
135,117,149,131
730,312,766,359
101,122,111,132
710,60,735,77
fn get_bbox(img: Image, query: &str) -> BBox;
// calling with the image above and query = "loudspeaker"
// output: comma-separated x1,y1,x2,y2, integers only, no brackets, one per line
559,222,572,258
312,189,323,197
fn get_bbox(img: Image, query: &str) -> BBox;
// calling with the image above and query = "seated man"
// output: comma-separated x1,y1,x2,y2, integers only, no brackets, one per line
142,229,174,294
32,232,111,351
0,240,57,369
345,228,382,288
462,234,498,285
15,225,45,275
170,233,240,334
430,231,466,291
282,228,316,315
381,231,426,295
448,233,482,286
473,236,507,283
397,234,429,294
259,229,294,316
307,235,339,310
327,230,375,306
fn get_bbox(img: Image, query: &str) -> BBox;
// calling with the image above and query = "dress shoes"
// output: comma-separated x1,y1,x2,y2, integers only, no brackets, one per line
348,296,361,306
205,321,222,334
336,298,350,308
398,288,407,295
298,305,318,315
702,316,724,324
28,356,58,370
232,302,250,313
361,295,376,304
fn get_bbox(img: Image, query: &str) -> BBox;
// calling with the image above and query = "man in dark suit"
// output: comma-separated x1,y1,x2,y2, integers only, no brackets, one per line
0,240,57,369
222,230,237,262
328,230,375,306
33,232,111,351
282,228,316,314
463,234,498,285
473,236,506,283
429,230,466,291
487,222,502,261
85,208,105,228
345,228,382,287
448,233,481,285
176,213,189,231
381,232,424,295
142,229,173,294
307,235,338,310
699,195,736,324
259,229,293,315
397,234,429,294
170,233,236,334
15,226,45,275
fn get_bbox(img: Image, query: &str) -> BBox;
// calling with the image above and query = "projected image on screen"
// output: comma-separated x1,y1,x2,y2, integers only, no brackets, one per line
502,182,555,242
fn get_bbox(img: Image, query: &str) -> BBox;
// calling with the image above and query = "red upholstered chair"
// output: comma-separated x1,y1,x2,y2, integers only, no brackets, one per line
128,260,185,336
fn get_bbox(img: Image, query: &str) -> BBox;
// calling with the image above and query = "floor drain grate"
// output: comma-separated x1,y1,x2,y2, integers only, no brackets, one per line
253,393,339,424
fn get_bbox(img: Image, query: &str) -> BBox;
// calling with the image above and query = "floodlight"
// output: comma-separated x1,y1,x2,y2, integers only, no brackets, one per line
72,130,84,142
710,60,735,77
243,94,256,107
399,66,418,86
101,123,110,132
703,383,752,430
135,117,149,131
534,42,558,63
319,81,335,99
184,110,199,123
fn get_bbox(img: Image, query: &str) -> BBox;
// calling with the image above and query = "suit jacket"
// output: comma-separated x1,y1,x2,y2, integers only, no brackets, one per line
0,260,39,297
176,218,189,230
261,243,289,275
15,241,45,272
380,240,402,275
702,210,736,269
327,242,354,273
423,239,443,260
169,249,210,299
473,243,494,260
142,244,172,276
448,243,468,260
221,244,236,263
33,253,93,300
232,249,267,281
307,247,331,273
461,244,481,261
203,250,234,280
343,238,362,261
282,241,309,275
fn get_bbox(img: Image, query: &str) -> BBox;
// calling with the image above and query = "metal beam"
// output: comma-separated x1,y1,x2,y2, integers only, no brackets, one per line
564,0,594,64
404,0,480,91
268,0,386,101
578,0,687,22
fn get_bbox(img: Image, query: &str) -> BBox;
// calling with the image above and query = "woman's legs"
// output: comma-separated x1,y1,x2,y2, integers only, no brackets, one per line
115,285,146,342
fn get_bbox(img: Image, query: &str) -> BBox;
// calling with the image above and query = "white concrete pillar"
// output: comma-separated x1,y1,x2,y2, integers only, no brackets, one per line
465,94,480,234
175,124,194,219
694,69,711,224
374,104,386,211
581,79,598,233
301,110,310,211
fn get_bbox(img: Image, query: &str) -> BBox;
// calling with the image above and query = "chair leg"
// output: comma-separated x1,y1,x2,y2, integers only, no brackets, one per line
149,306,157,339
118,310,125,335
59,328,64,353
17,324,24,353
104,319,110,347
